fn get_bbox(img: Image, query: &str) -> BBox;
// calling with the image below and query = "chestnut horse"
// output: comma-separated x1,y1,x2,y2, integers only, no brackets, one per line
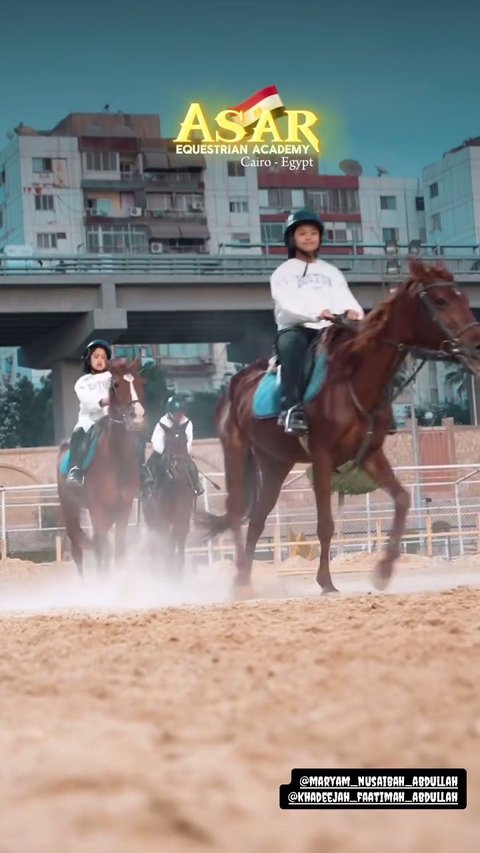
141,421,195,575
198,260,480,592
57,357,145,575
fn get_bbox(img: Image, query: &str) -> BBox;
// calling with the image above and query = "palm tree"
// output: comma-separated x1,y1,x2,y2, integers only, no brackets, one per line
445,365,468,402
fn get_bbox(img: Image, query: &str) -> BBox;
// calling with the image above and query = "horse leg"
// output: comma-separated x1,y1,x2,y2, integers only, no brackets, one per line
242,452,293,585
114,506,131,568
311,451,338,593
362,448,410,590
61,498,86,578
91,508,112,575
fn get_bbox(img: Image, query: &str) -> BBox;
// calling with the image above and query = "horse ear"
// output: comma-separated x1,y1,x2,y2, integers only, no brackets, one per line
130,354,142,372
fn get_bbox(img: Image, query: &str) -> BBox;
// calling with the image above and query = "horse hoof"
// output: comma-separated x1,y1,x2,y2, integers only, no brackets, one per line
321,586,339,596
372,560,393,591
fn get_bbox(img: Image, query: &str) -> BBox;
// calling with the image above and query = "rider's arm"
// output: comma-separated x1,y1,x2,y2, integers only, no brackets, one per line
186,420,193,452
74,375,110,412
151,423,165,454
270,268,322,325
331,269,365,317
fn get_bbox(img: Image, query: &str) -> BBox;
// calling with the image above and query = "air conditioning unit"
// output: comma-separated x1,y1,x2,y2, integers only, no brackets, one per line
85,208,100,216
191,201,204,211
129,207,143,217
150,242,163,254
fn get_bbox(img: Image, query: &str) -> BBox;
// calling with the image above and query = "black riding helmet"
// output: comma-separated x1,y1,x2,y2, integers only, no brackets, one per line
166,394,187,415
284,208,324,259
82,339,112,371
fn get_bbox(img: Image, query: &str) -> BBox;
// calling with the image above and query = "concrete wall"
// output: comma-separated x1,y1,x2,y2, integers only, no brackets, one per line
203,155,262,253
422,147,477,248
358,176,425,249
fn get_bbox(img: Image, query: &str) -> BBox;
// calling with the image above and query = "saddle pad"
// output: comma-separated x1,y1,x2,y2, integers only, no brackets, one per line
253,350,328,419
59,434,99,477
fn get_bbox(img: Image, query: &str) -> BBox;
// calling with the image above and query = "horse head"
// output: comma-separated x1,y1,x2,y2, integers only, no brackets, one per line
108,355,145,429
160,421,190,481
388,260,480,373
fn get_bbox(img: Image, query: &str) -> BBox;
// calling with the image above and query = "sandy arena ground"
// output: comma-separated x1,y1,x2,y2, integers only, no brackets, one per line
0,555,479,852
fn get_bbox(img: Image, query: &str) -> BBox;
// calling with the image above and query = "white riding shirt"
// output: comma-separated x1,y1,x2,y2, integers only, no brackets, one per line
271,258,365,331
151,414,193,455
74,371,112,431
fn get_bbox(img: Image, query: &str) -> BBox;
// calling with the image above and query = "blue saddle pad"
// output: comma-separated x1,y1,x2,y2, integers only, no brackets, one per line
253,350,328,419
59,434,99,477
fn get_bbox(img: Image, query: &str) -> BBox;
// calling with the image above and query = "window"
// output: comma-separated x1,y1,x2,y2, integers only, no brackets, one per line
35,194,54,211
33,157,52,173
0,209,3,229
267,188,292,209
37,233,58,249
176,194,204,212
86,198,112,216
0,169,5,186
382,227,399,242
429,182,439,198
431,213,442,231
227,160,245,177
86,225,148,254
146,193,173,211
85,151,118,172
305,190,329,212
261,222,284,243
419,227,427,242
380,195,397,210
323,221,359,243
231,232,250,243
229,199,248,213
415,196,425,211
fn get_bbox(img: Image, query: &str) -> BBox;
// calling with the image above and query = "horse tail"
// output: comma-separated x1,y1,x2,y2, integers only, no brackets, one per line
195,378,259,540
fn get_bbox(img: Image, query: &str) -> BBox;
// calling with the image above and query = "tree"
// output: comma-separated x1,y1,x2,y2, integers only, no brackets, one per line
139,361,168,431
445,364,468,399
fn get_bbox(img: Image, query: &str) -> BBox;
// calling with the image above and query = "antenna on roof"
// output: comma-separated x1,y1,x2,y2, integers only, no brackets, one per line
376,165,389,177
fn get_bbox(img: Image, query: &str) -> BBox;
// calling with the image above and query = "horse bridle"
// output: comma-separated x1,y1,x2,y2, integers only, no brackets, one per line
345,280,480,470
417,281,480,360
108,373,144,424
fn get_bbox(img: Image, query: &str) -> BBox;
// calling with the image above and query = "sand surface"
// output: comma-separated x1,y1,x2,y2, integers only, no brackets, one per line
0,557,479,852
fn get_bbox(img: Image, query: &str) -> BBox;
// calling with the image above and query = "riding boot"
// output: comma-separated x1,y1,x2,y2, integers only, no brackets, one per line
140,463,154,497
275,327,316,436
66,428,85,487
188,459,204,496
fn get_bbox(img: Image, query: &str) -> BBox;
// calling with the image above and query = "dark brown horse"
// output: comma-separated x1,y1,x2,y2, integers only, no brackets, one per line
142,421,195,574
197,260,480,592
57,356,145,575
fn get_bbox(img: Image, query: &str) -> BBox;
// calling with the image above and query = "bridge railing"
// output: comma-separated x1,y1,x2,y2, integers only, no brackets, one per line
1,246,480,277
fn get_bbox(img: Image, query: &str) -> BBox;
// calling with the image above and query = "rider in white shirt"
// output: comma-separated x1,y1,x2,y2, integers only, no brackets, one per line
66,339,112,486
146,395,204,496
271,208,364,435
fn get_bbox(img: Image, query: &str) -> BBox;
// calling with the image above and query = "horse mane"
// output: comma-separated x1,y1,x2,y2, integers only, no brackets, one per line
328,259,455,378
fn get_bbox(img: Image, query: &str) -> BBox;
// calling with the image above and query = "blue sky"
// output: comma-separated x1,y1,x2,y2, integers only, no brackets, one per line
2,0,479,177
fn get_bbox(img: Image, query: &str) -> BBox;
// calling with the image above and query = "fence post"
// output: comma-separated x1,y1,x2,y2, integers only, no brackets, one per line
375,518,383,552
55,535,62,562
455,483,464,557
1,487,6,561
426,514,433,557
477,513,480,554
202,479,214,567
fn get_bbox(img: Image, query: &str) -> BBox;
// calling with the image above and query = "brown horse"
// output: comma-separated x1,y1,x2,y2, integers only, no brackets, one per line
141,422,195,575
197,260,480,592
57,356,145,575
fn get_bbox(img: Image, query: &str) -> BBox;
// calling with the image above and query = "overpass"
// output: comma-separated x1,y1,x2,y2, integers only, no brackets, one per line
1,252,480,439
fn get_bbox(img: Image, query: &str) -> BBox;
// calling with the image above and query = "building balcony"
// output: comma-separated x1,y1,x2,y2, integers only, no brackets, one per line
159,357,216,377
82,172,204,193
81,174,144,191
84,208,207,225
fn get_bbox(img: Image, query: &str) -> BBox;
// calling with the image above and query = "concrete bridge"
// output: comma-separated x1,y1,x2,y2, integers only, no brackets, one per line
2,252,480,439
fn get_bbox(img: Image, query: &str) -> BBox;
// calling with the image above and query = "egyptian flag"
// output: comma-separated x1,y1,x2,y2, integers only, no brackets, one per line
229,86,285,131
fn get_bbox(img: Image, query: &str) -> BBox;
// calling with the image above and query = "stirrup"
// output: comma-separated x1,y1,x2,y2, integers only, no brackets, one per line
66,466,84,486
281,406,308,436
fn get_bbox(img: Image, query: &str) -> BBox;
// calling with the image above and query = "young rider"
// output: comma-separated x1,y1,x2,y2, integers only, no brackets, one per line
146,395,204,496
271,208,364,435
66,339,112,486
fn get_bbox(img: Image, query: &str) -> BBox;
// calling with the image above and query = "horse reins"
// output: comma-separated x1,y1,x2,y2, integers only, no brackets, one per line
346,281,480,469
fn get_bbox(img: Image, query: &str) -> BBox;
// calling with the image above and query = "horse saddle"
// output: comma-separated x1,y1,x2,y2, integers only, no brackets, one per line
253,341,328,419
59,423,102,477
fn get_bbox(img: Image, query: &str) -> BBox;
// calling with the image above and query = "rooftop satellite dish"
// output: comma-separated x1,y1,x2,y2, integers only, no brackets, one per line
376,165,389,177
339,159,363,176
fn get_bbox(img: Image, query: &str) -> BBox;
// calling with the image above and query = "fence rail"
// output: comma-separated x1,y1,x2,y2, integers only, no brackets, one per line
2,249,480,277
2,464,480,568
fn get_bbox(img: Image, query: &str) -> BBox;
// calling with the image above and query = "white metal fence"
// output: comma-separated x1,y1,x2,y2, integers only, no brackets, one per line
2,464,480,566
